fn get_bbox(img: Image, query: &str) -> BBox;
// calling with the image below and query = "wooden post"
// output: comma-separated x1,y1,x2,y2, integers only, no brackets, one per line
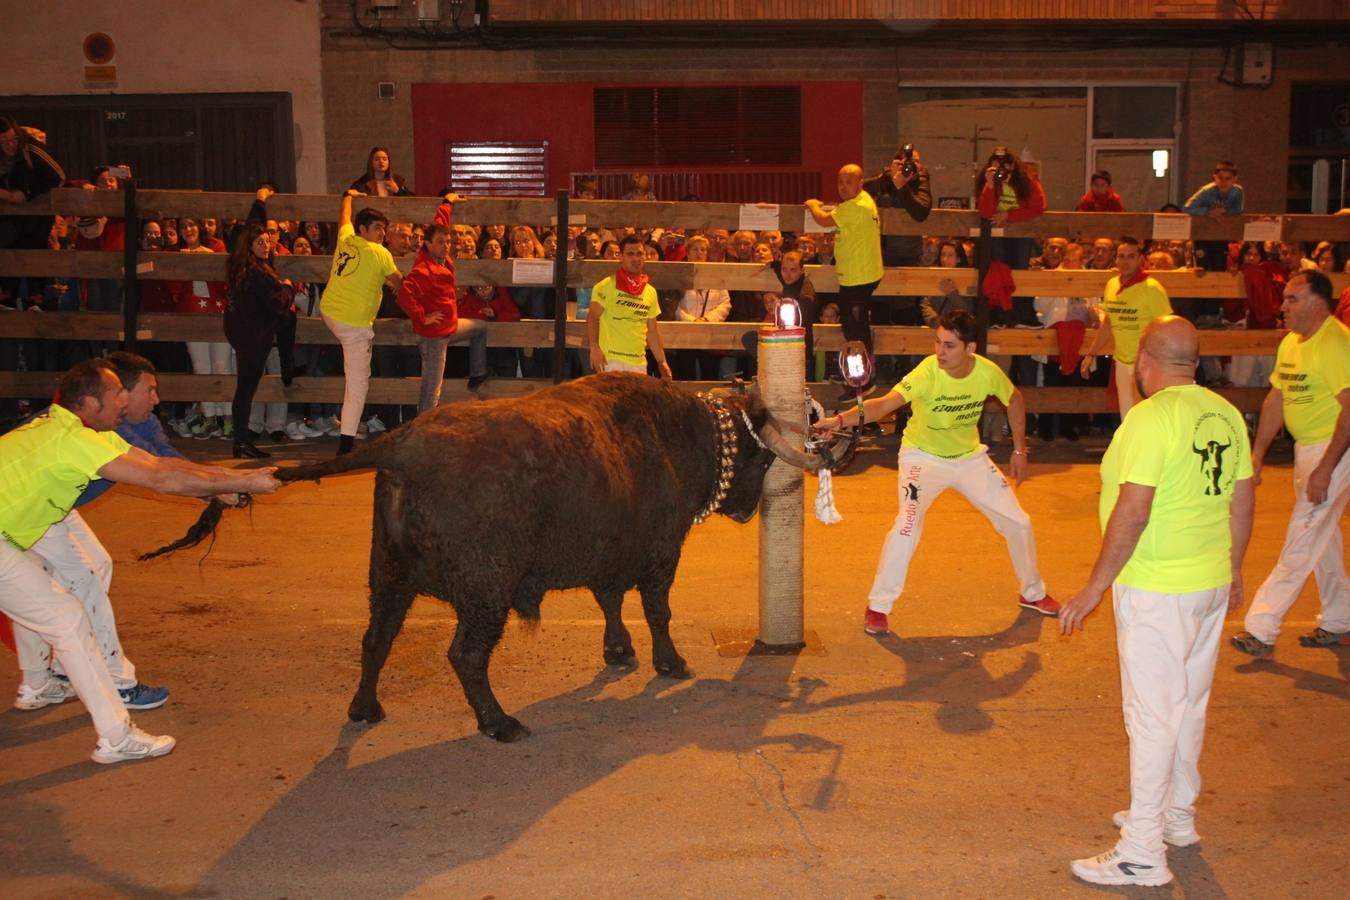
121,178,139,350
753,327,807,652
551,189,569,383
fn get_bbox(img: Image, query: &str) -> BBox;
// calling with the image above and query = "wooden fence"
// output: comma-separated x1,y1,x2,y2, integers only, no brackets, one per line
3,188,1348,412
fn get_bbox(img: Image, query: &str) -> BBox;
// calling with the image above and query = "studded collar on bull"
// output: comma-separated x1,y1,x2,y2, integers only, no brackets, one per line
693,392,739,524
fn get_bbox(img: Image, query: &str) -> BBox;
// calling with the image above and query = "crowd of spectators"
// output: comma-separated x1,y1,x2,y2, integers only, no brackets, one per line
3,130,1349,444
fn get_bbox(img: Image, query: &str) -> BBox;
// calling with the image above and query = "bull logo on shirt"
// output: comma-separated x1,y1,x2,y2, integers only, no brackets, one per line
334,242,360,277
1191,411,1241,496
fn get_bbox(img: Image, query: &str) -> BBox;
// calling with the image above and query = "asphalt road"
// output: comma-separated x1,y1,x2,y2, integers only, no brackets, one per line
2,429,1345,898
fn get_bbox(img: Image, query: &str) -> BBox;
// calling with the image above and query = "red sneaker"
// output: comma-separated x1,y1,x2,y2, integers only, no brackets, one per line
863,608,890,635
1018,595,1061,617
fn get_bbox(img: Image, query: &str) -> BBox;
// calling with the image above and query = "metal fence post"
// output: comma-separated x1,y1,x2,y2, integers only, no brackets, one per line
121,179,140,351
551,189,569,383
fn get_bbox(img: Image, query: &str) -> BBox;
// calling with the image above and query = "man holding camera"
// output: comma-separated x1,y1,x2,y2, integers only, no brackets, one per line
863,144,933,268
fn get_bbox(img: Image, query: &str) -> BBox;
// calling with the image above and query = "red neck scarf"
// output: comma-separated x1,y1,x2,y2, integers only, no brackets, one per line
1118,269,1149,291
615,267,648,295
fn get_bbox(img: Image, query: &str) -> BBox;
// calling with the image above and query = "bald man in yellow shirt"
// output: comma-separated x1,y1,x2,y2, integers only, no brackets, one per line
1060,316,1254,887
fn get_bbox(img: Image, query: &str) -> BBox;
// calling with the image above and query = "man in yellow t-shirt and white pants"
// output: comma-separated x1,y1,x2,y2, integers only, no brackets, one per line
1080,237,1173,415
320,190,404,455
1232,269,1350,658
587,235,671,379
813,310,1058,635
806,164,883,378
1060,316,1255,888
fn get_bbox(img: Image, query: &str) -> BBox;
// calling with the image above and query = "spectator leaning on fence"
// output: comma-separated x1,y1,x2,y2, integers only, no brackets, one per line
320,190,402,456
1076,170,1126,213
1183,161,1243,273
0,119,64,307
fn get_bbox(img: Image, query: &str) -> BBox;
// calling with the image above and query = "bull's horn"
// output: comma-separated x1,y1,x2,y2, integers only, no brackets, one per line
760,419,823,471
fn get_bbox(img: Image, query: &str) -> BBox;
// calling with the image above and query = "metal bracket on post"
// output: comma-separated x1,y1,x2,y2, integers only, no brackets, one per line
551,189,569,383
121,179,140,351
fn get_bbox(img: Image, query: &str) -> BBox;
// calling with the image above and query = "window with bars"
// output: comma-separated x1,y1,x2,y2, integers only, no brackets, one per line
594,86,802,169
447,141,548,197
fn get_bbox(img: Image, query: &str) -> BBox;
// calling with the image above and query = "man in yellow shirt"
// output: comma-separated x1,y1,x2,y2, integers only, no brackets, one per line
0,360,280,764
812,310,1058,635
586,234,671,379
1232,269,1350,658
1080,237,1173,415
320,189,404,455
1060,316,1255,887
806,164,883,381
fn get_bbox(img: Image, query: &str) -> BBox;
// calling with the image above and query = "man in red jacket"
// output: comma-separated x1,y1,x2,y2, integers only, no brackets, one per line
396,194,489,413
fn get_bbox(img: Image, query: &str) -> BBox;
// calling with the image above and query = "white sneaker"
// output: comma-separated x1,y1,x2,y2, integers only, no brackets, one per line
173,413,202,438
1113,810,1201,847
284,421,309,441
318,415,341,435
298,420,325,438
14,677,77,710
1070,848,1172,887
91,725,176,765
364,414,387,434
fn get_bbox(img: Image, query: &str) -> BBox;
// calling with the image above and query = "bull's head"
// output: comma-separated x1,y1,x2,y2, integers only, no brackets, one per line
711,384,823,523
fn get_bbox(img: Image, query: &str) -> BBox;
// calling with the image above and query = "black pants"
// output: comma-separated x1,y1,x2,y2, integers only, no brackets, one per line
839,280,882,354
231,339,272,437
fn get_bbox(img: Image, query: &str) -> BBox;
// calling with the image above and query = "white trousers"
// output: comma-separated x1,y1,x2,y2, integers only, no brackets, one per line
13,511,137,689
603,358,647,374
0,536,130,744
323,312,374,438
1114,359,1139,417
867,447,1046,612
1244,439,1350,643
186,339,234,418
1113,583,1228,864
248,346,288,433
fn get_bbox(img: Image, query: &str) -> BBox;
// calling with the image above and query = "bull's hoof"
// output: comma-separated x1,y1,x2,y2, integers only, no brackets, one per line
604,645,638,668
481,716,531,743
654,659,694,680
348,696,386,723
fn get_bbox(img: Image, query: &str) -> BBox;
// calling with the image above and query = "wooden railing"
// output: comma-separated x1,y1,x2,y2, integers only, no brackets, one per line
4,188,1347,413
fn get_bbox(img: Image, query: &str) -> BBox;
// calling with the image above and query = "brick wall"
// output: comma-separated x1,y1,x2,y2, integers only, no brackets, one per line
320,36,1349,212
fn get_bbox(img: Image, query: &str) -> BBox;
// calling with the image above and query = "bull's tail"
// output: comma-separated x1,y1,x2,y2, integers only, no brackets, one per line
140,429,408,561
274,437,389,485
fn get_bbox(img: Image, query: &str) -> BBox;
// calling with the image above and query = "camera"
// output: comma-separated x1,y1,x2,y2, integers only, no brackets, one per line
897,144,918,179
990,147,1013,184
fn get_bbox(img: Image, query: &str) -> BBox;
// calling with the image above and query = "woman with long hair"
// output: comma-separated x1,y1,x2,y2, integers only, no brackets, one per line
975,146,1045,270
224,212,295,458
349,147,411,198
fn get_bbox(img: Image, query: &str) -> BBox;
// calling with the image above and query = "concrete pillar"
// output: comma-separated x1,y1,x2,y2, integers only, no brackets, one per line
755,326,806,650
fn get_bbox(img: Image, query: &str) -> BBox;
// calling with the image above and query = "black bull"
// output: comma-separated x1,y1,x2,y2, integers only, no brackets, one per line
152,373,821,741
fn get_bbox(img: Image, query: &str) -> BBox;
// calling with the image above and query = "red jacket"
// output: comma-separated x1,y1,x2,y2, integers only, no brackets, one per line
458,285,521,322
1239,261,1285,329
395,202,458,336
1076,189,1125,212
978,179,1046,222
169,246,228,314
